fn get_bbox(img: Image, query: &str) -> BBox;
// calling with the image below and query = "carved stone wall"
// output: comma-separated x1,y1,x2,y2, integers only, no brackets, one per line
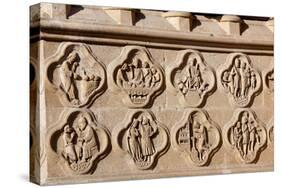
30,3,274,185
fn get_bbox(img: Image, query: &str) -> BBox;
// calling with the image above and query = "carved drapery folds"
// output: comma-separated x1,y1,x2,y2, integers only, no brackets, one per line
46,42,106,108
172,109,221,166
218,53,261,107
167,50,215,107
113,110,169,170
49,110,110,174
108,46,164,108
224,109,266,163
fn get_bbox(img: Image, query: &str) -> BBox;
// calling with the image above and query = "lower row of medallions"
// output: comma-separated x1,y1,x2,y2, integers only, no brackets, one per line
48,109,273,174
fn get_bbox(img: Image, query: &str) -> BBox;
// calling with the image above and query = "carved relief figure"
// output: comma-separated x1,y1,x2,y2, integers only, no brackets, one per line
219,53,261,107
225,109,266,163
173,109,221,166
59,51,79,104
127,115,157,165
49,110,109,174
167,50,215,107
46,42,106,107
114,110,169,170
108,46,164,108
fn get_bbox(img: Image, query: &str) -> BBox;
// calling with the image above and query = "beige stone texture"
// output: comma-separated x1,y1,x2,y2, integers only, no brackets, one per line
30,3,274,185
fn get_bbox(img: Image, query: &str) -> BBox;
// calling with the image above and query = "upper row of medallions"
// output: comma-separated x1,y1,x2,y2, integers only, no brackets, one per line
44,42,274,109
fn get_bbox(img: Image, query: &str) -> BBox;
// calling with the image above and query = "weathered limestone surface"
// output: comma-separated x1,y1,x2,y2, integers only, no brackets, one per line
30,3,274,185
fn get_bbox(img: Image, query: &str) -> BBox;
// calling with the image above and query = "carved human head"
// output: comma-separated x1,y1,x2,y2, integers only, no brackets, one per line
78,115,88,130
151,66,157,74
143,61,149,68
241,111,249,124
234,57,240,68
67,51,78,63
64,125,73,133
141,115,149,125
223,71,230,79
236,122,241,128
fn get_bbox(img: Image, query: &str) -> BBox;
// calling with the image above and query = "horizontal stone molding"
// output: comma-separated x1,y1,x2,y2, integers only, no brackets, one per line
31,20,273,55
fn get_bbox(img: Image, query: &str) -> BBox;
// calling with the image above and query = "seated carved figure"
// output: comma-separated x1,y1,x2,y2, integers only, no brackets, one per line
76,116,98,162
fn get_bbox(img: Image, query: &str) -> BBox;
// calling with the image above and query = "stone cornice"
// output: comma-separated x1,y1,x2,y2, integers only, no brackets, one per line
31,19,273,55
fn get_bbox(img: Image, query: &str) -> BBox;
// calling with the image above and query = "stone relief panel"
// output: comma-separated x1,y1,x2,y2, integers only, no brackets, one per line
171,109,221,166
49,110,110,174
108,46,164,108
167,50,216,107
46,42,106,108
113,110,169,170
224,109,267,163
218,53,262,107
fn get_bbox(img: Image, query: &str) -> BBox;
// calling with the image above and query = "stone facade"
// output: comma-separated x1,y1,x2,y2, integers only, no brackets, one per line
30,3,274,185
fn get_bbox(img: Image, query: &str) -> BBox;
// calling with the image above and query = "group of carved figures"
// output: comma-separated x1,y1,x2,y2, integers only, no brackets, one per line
119,57,161,90
230,111,262,161
62,115,98,172
116,54,162,105
221,57,257,104
127,115,157,167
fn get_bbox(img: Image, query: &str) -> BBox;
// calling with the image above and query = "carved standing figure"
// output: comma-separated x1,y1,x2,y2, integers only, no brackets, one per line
241,112,250,157
240,61,250,97
250,71,257,89
192,116,208,161
127,119,142,162
59,51,79,104
151,67,161,87
139,116,156,160
233,122,243,154
232,58,242,97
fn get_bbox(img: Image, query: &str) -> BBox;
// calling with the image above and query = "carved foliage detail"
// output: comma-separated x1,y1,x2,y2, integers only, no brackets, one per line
46,42,106,107
172,109,221,166
225,109,266,163
114,110,169,170
219,53,261,107
167,50,216,107
108,46,164,108
49,110,110,174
